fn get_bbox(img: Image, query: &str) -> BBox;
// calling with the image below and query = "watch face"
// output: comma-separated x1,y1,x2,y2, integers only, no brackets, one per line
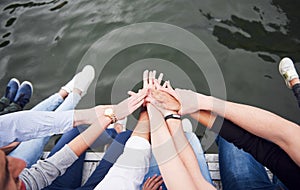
105,108,113,115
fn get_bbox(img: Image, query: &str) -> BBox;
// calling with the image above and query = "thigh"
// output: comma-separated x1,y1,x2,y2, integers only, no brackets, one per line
218,136,275,190
80,130,132,189
43,128,84,189
9,136,50,168
186,132,212,184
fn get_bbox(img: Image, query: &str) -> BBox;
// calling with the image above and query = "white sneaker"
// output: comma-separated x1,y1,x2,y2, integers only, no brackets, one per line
279,57,299,89
61,65,95,96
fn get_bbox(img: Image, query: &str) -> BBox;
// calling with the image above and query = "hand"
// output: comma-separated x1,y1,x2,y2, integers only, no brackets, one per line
146,89,180,116
114,88,147,120
153,79,200,115
143,70,164,90
142,175,163,190
174,88,200,115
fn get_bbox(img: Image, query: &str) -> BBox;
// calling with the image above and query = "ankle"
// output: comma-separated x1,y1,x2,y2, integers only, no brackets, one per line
58,89,69,99
73,88,83,96
290,78,300,87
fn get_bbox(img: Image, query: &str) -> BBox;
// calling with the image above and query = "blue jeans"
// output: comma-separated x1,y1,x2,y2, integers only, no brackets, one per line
141,132,213,190
9,93,81,167
292,83,300,108
42,130,132,190
218,136,288,190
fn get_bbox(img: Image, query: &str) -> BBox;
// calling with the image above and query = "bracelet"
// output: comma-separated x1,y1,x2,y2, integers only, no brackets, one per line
164,114,181,121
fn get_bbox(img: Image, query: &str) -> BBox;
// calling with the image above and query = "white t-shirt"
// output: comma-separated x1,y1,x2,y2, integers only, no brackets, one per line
94,136,151,190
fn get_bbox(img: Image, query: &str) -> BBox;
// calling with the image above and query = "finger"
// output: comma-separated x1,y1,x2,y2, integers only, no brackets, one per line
152,179,164,189
143,177,151,187
159,186,163,190
157,73,163,84
127,91,137,96
143,70,149,88
147,175,158,188
152,70,156,80
153,80,163,90
162,81,168,88
148,71,154,88
166,80,173,89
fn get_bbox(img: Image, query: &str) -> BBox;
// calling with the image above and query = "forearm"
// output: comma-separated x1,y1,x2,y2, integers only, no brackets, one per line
196,94,300,159
166,119,214,189
190,110,217,129
68,115,111,156
147,104,198,190
20,144,78,190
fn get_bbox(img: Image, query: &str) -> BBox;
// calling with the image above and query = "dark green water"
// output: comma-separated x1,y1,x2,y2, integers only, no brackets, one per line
1,0,299,151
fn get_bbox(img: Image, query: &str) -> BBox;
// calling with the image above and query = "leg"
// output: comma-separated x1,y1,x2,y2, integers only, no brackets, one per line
9,92,81,167
218,136,275,190
31,93,64,111
292,83,300,108
79,130,132,189
41,126,121,189
9,65,95,166
8,93,65,166
185,132,212,184
93,111,151,189
42,128,85,190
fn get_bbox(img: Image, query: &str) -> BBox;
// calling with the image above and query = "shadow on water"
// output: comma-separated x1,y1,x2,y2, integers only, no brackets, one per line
199,0,300,63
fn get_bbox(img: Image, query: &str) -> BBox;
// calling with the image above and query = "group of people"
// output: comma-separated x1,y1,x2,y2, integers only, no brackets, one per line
0,57,299,190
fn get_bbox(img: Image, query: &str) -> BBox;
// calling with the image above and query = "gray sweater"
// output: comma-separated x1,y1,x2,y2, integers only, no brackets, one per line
20,145,78,190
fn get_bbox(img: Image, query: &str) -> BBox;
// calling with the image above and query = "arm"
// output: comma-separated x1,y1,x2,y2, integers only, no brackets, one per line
142,70,214,189
19,90,147,190
191,111,300,189
147,89,214,189
189,93,300,166
165,116,214,189
147,104,198,190
162,83,300,166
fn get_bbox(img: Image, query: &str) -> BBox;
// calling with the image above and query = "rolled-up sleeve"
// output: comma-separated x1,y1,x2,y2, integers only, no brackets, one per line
20,145,78,190
0,110,74,147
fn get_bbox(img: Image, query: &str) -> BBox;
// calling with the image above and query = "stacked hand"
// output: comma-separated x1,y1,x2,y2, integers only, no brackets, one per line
99,69,200,123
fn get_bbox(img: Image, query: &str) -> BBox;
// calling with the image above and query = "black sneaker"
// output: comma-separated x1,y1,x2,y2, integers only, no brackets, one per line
0,78,20,111
0,102,22,115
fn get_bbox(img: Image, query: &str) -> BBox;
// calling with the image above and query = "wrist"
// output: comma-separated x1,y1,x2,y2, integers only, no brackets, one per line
196,93,211,110
164,113,181,121
162,110,178,117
